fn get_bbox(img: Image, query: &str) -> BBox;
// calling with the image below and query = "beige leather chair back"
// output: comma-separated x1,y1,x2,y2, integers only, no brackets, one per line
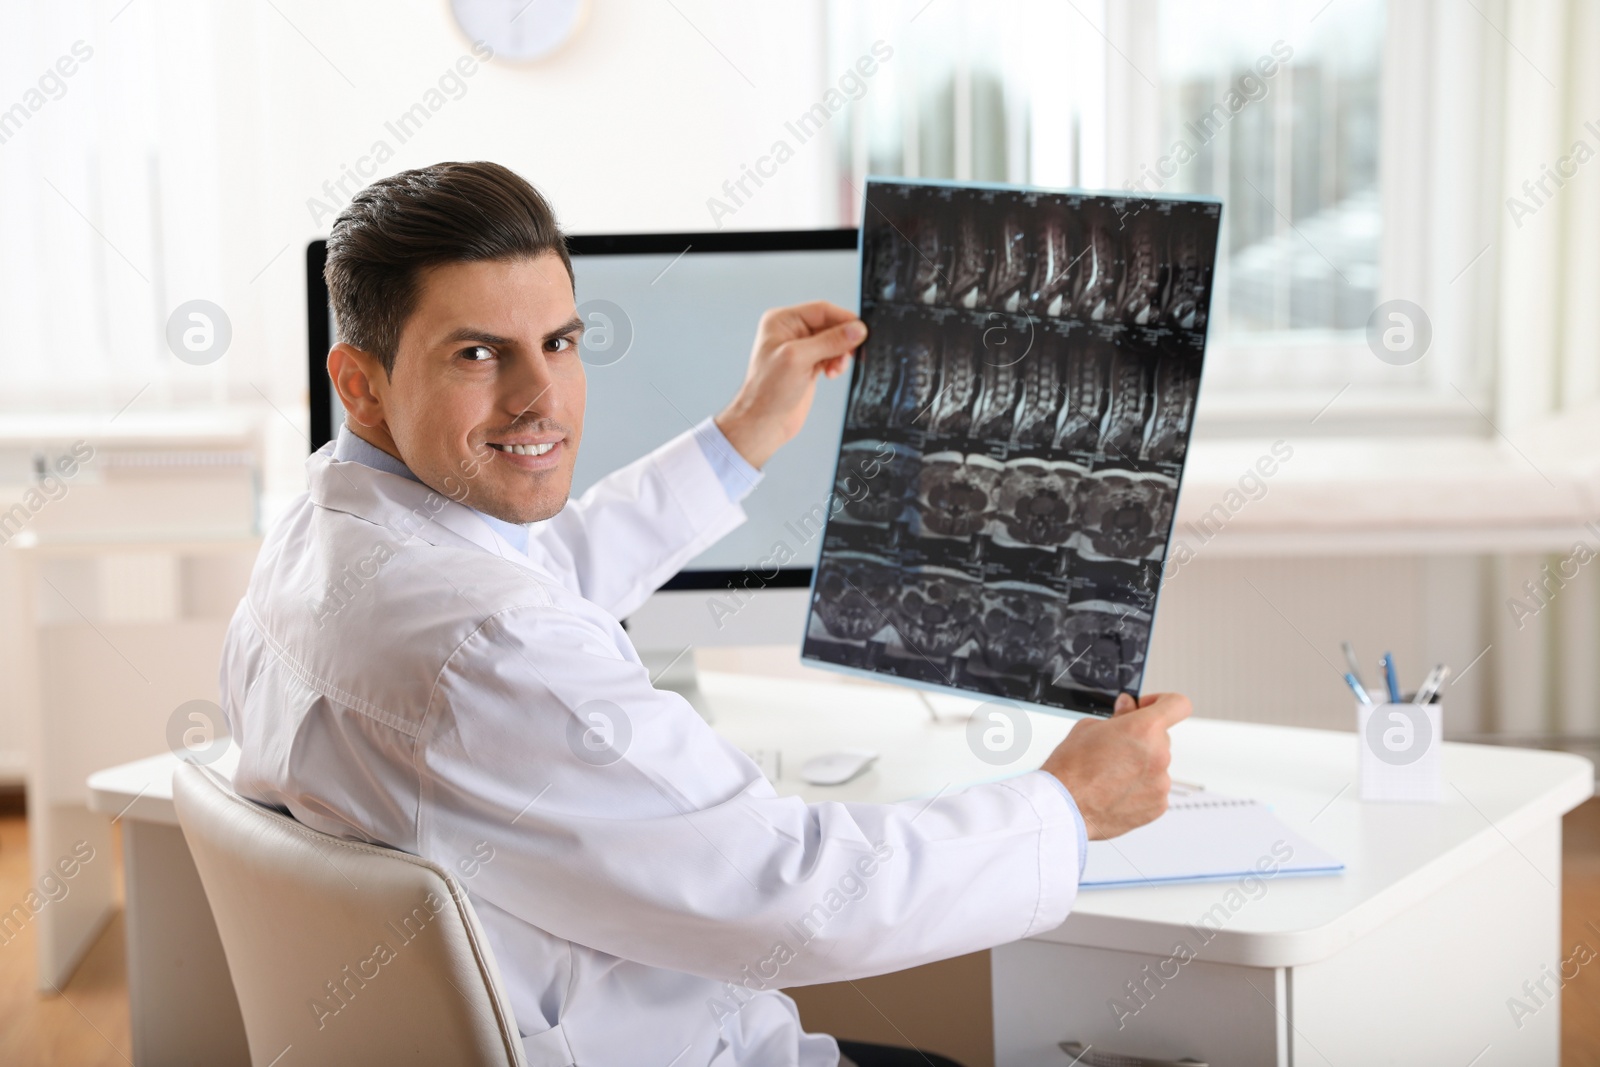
173,762,529,1067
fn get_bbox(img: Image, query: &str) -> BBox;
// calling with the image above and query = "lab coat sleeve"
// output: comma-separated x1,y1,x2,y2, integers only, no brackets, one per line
416,602,1082,988
526,429,746,619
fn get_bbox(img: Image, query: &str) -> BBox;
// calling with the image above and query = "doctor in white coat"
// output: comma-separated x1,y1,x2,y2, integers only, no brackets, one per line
221,161,1190,1067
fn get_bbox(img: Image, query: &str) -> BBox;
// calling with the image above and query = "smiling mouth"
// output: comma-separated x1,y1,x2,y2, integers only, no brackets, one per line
488,442,556,457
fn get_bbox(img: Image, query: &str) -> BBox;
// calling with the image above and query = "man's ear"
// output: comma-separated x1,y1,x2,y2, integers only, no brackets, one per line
328,343,389,430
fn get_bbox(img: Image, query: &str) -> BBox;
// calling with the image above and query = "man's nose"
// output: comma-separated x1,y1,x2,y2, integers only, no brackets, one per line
502,350,560,421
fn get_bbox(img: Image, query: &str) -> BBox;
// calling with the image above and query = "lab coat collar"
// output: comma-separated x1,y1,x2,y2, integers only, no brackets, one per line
307,442,539,572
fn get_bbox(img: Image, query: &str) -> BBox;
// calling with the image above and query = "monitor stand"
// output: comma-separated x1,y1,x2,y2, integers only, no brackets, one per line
639,647,714,725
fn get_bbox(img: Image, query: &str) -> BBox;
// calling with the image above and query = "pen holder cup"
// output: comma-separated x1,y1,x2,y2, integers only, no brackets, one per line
1357,700,1443,802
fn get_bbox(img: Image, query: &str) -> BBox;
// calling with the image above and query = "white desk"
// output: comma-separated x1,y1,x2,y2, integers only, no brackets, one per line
89,671,1592,1067
87,747,248,1067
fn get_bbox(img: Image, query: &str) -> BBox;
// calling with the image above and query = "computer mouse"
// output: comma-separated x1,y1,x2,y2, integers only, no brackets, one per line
800,749,879,786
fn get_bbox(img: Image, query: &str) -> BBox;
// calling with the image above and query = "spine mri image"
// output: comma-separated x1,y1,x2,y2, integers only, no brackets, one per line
803,180,1221,717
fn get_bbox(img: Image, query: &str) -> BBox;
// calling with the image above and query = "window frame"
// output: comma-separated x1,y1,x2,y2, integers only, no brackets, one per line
1105,0,1501,438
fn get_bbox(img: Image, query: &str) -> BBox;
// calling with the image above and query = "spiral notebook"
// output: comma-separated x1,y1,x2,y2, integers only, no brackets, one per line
1081,790,1345,889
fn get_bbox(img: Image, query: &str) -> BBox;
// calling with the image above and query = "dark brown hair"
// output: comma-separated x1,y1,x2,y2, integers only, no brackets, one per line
324,161,573,375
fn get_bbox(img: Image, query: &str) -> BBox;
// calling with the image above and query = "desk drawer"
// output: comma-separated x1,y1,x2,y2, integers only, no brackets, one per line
991,940,1287,1067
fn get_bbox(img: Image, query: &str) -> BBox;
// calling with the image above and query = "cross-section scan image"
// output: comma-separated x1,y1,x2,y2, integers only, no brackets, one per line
803,179,1221,716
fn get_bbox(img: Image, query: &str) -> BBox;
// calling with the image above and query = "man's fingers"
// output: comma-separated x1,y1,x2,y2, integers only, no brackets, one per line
768,300,860,337
1127,692,1192,729
1111,691,1161,716
821,353,852,379
783,319,867,368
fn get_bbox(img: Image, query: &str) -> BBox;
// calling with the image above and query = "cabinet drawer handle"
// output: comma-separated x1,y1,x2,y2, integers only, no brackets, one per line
1058,1041,1208,1067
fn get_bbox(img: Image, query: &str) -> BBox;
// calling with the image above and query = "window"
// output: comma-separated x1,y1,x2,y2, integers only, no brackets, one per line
827,0,1499,433
1155,0,1383,339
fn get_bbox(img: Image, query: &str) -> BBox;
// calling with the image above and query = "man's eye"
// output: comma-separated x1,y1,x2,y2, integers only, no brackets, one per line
461,345,495,362
548,335,575,353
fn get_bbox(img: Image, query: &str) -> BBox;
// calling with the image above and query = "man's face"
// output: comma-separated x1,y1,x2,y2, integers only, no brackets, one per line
370,253,585,524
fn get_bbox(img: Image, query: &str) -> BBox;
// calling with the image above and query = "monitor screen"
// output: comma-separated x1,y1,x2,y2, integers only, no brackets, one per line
308,231,860,588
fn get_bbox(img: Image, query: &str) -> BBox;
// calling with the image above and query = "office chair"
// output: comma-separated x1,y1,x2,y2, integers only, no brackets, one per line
173,762,533,1067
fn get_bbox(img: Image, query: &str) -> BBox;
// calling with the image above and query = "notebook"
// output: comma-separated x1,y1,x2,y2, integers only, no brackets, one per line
1081,790,1345,889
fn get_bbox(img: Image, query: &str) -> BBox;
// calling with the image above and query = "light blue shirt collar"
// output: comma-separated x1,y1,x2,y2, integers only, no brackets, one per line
332,424,531,554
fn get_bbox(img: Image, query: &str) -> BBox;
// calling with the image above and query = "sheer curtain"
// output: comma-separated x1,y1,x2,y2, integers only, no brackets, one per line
1,0,363,510
0,1,254,413
827,0,1108,204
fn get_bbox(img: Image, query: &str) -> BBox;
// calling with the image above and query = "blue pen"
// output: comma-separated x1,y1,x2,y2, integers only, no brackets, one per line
1344,672,1374,705
1381,653,1401,703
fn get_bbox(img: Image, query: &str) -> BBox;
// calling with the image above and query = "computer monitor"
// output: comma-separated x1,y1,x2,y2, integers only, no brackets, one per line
307,230,860,678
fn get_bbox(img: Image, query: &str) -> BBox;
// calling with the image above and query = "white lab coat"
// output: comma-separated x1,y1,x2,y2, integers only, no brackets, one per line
220,428,1082,1066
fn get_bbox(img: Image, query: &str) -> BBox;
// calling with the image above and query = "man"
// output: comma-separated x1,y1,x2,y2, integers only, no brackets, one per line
221,161,1189,1066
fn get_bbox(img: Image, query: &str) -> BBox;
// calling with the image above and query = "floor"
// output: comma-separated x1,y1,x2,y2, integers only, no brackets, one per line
1563,796,1600,1065
1,802,1598,1066
0,813,130,1067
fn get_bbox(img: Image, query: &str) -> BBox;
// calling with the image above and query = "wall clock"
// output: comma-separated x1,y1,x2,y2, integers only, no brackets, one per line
449,0,587,62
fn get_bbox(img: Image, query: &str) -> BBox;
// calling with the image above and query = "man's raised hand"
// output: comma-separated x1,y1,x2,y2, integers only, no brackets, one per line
715,301,866,469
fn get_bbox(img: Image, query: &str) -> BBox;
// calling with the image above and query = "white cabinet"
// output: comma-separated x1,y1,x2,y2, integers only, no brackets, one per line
15,537,259,988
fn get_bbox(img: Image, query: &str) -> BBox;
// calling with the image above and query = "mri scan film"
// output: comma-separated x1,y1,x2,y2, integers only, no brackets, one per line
802,179,1221,717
